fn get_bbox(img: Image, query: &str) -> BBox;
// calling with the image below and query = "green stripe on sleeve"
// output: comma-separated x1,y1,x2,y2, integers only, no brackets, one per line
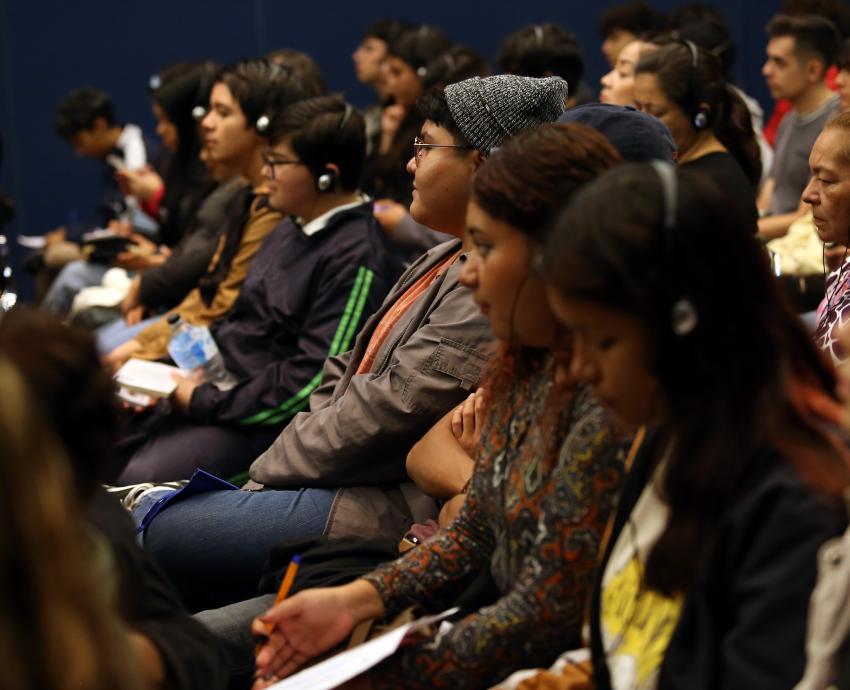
238,266,371,426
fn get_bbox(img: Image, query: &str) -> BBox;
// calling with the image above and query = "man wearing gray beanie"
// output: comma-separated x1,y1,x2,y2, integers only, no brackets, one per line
444,74,569,155
384,74,569,251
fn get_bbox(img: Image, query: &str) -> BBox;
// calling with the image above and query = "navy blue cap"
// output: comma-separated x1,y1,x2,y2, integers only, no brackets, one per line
558,103,676,163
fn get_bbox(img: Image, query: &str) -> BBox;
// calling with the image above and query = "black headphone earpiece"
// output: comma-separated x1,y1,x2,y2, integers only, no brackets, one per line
650,160,699,337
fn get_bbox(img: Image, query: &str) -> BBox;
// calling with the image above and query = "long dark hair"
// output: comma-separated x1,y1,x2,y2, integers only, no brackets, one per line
473,122,621,407
636,42,761,186
149,61,219,246
542,164,850,594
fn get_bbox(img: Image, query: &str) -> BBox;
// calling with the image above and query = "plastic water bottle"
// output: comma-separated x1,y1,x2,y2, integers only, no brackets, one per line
166,315,233,387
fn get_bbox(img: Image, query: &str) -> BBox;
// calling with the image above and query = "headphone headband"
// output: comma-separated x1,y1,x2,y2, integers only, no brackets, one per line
649,161,699,337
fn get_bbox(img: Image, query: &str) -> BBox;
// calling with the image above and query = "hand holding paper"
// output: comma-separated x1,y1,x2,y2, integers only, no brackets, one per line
252,580,388,687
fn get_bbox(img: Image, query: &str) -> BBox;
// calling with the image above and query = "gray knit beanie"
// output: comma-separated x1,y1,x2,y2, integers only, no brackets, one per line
444,74,569,155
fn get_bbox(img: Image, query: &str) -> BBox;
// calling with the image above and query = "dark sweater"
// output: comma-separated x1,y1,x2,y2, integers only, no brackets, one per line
590,432,846,690
86,489,227,690
188,200,402,426
682,152,758,233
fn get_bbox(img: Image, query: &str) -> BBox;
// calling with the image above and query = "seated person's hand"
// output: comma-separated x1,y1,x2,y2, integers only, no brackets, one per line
252,588,360,686
108,219,134,238
373,199,407,234
115,233,166,271
379,104,406,154
170,370,204,414
451,388,487,458
115,166,165,202
103,338,142,374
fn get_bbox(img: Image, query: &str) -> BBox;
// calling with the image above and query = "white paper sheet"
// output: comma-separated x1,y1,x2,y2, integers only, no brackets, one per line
114,359,186,398
267,608,459,690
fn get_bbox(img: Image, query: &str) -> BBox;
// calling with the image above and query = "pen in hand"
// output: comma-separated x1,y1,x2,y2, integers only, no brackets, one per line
254,554,301,654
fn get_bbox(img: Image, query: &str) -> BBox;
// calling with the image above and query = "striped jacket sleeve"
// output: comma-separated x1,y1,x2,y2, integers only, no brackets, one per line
187,258,383,427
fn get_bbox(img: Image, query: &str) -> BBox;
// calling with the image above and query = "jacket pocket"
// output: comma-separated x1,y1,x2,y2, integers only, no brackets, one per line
401,337,489,412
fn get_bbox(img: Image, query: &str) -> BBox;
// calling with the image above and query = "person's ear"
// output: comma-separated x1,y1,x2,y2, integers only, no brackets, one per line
91,116,109,133
806,57,826,82
471,150,485,171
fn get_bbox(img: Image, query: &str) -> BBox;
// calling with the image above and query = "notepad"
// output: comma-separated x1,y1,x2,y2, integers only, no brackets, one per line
114,359,186,398
267,608,458,690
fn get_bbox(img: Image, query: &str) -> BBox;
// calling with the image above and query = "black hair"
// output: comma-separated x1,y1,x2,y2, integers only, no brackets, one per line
666,3,728,30
598,1,665,39
766,13,842,74
150,61,218,162
840,36,850,70
54,88,117,140
542,163,850,594
636,42,761,186
421,44,491,90
265,48,327,97
362,18,415,44
672,17,737,75
0,308,119,500
783,0,850,37
498,23,585,92
268,96,366,191
387,24,452,75
149,61,218,247
416,87,467,147
216,58,317,136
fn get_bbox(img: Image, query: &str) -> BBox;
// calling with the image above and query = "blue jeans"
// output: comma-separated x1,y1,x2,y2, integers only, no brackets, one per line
97,314,162,354
138,487,336,611
41,260,109,315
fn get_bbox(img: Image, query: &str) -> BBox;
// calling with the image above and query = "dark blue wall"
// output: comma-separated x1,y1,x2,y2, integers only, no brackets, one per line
0,0,780,298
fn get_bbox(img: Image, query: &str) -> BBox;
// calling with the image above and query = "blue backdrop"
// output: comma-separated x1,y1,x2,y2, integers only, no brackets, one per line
0,0,780,298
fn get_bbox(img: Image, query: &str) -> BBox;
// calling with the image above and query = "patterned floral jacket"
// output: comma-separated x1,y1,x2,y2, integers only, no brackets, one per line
363,353,627,689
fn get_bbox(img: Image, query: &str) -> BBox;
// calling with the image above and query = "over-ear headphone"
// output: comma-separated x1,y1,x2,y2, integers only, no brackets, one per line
650,160,699,337
315,103,355,192
679,39,710,130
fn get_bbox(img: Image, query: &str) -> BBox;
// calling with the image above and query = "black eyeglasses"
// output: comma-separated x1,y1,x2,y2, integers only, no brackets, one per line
413,135,474,164
262,151,303,178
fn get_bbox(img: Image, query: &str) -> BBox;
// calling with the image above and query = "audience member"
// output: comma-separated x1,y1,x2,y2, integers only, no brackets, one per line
250,120,625,690
800,112,850,361
673,16,774,181
352,20,413,134
132,75,567,616
498,23,590,106
43,62,219,320
599,39,647,106
361,24,451,205
112,96,402,484
598,1,664,67
634,41,760,229
374,44,491,253
0,307,228,690
0,357,144,690
33,87,159,302
498,161,849,689
101,58,308,363
759,14,841,240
